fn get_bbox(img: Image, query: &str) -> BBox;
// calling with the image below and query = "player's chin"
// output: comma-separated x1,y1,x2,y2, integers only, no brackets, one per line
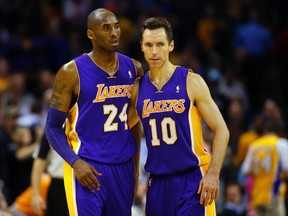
149,60,161,67
110,45,119,52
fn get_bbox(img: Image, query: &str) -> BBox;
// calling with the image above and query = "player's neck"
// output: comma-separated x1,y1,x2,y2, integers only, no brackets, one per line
88,51,118,74
149,62,176,79
149,63,177,89
89,51,117,63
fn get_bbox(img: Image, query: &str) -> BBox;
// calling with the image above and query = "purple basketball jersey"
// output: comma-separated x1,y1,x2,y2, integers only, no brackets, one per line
136,66,211,175
66,53,137,164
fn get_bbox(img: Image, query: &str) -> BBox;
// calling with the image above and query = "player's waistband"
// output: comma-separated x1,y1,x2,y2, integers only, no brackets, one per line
151,166,200,178
81,156,133,166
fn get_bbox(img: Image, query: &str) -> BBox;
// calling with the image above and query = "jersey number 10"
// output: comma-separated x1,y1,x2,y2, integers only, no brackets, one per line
149,117,177,146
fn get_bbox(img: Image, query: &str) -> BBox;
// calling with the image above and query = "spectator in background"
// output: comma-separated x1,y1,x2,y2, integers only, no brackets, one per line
197,3,227,52
232,9,273,112
218,64,249,112
221,98,246,189
17,101,44,131
31,133,67,216
1,72,36,117
220,182,246,216
242,120,288,216
234,115,265,183
7,124,38,205
261,99,286,134
206,67,229,117
0,106,20,205
9,174,51,216
226,98,246,156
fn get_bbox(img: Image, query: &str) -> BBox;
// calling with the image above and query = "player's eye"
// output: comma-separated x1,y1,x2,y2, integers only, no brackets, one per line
115,23,120,29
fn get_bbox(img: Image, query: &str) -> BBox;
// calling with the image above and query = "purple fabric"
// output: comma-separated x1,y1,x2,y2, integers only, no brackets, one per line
74,159,135,215
145,168,205,215
45,108,80,166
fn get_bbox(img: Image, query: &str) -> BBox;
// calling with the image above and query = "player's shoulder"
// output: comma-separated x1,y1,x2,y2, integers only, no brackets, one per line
187,68,201,78
186,68,205,86
132,76,142,89
131,59,144,77
55,60,78,85
58,59,77,75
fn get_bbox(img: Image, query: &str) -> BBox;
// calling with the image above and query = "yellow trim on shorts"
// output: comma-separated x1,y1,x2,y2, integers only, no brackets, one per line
64,161,78,216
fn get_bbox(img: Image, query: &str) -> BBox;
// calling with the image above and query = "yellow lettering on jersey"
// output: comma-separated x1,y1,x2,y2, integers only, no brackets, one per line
142,99,186,118
93,84,133,102
174,99,185,113
154,101,161,112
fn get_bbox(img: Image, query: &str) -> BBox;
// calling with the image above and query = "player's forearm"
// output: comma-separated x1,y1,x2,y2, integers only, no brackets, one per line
46,108,80,166
131,122,142,175
207,127,229,176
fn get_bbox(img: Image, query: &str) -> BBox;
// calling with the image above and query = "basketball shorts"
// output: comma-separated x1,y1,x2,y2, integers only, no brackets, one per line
64,158,135,216
145,168,216,216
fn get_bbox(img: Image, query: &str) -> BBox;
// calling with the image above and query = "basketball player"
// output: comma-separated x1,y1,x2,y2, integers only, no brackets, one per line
128,17,229,215
45,8,143,216
242,120,288,216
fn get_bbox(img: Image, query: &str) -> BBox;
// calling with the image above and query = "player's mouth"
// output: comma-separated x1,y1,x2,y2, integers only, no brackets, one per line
150,58,160,62
110,38,119,46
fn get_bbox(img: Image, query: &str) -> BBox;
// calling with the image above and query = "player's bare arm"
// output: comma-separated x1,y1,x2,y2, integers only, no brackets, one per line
130,121,142,196
50,60,79,112
132,59,144,77
128,76,143,196
187,72,229,206
128,77,141,129
48,61,102,192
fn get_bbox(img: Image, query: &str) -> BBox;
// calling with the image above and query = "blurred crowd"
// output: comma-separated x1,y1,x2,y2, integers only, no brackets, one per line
0,0,288,215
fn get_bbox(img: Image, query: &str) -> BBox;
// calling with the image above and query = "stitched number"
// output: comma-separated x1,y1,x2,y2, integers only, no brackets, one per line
103,103,128,132
252,153,272,175
149,117,177,146
119,103,128,130
149,119,160,146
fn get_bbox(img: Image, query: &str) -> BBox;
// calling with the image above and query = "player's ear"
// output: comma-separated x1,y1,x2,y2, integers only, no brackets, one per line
169,40,174,52
87,29,94,40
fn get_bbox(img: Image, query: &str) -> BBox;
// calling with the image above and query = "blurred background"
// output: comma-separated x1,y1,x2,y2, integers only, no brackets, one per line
0,0,288,215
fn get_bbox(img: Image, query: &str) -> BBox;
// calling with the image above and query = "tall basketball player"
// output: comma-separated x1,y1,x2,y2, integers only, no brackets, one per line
128,17,229,216
45,8,143,216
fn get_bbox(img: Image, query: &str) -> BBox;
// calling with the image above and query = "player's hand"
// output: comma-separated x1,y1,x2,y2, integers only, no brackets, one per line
197,172,219,206
31,194,46,215
72,159,102,192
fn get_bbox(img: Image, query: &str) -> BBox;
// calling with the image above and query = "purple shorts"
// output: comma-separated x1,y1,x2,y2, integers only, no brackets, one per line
64,159,135,216
145,168,216,216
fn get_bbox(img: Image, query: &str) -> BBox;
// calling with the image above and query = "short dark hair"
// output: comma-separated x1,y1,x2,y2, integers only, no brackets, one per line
141,17,173,43
264,120,284,134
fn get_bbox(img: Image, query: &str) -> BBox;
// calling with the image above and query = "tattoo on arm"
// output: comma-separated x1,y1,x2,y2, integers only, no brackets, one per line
50,94,62,109
50,79,67,109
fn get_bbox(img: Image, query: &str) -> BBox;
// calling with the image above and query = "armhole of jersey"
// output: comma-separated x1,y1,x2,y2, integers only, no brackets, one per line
188,68,194,74
186,69,197,107
70,60,80,109
131,58,139,77
134,77,141,116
